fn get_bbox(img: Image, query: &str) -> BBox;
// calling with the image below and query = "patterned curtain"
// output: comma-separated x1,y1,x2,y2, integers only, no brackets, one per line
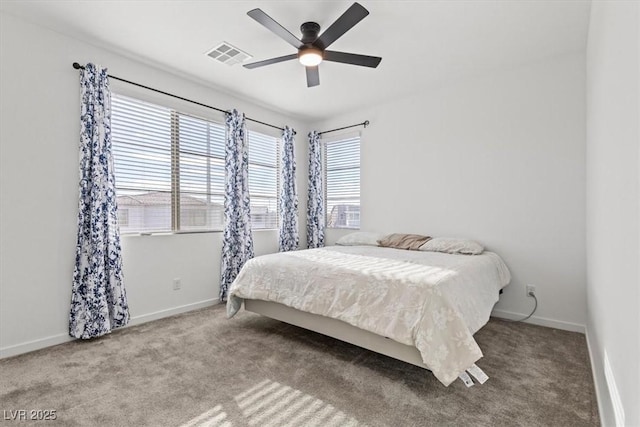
220,109,254,301
278,126,299,252
306,131,325,248
69,63,129,339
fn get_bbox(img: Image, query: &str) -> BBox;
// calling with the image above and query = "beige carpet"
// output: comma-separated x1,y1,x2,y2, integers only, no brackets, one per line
1,304,599,426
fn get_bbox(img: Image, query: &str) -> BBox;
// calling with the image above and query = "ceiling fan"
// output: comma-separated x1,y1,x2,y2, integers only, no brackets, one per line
243,2,382,87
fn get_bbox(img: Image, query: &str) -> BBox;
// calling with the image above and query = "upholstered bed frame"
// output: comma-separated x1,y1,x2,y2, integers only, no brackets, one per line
244,299,428,369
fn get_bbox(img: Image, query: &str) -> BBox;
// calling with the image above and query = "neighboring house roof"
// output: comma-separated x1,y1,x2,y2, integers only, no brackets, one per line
117,191,219,207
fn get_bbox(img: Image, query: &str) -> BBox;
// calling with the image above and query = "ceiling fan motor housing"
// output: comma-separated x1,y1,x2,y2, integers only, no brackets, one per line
300,22,321,45
298,22,324,63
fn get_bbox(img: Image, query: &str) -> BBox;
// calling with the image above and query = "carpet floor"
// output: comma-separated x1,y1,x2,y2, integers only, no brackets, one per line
1,304,599,427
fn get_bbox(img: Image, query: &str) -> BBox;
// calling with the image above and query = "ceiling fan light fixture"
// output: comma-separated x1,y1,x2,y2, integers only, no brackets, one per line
298,47,323,66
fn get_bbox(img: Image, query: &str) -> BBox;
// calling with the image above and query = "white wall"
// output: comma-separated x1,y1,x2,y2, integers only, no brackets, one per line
318,53,587,331
0,12,309,356
585,1,639,426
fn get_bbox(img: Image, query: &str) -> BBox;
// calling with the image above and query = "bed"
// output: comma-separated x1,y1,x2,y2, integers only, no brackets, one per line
227,244,511,386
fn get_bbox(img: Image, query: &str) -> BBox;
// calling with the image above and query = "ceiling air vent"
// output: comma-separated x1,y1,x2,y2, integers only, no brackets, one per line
206,42,252,66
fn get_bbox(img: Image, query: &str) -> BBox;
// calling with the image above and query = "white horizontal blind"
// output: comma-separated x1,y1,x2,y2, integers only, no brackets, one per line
176,113,226,231
111,93,280,233
324,135,360,229
112,95,173,233
247,130,279,229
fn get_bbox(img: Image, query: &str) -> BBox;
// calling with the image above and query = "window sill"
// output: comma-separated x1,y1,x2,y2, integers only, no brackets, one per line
120,228,279,237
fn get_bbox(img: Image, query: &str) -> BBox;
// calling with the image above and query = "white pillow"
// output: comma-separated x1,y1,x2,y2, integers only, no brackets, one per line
419,237,484,255
335,231,384,246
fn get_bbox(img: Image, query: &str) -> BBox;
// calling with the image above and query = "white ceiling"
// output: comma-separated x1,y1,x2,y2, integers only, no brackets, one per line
0,0,590,121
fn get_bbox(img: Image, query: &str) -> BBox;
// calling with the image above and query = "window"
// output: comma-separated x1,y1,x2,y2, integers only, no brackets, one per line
247,131,279,229
324,135,360,229
118,209,129,227
111,94,279,233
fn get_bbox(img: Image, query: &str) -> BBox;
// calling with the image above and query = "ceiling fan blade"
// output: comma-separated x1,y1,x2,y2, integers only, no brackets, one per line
324,50,382,68
306,66,320,87
243,54,298,69
314,2,369,49
247,9,303,49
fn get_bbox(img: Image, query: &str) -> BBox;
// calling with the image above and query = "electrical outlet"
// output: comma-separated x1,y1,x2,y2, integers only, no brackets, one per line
526,284,536,297
173,278,182,290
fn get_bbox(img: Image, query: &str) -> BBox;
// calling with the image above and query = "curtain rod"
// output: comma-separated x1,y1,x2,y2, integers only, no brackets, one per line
319,120,369,136
72,62,294,134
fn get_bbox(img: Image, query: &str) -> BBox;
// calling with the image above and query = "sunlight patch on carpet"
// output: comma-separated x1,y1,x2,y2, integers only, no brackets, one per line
234,379,361,427
179,404,231,427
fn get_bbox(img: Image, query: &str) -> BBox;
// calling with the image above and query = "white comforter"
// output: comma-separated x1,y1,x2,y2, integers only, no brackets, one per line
227,246,511,386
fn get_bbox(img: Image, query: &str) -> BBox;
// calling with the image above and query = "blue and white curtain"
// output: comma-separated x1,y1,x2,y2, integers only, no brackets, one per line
220,109,254,301
306,131,325,248
278,126,299,252
70,63,129,339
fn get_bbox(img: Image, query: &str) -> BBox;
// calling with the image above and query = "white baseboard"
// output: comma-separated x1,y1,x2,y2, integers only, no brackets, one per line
491,309,586,333
603,349,625,427
586,328,607,427
128,298,219,326
0,298,219,359
0,333,75,359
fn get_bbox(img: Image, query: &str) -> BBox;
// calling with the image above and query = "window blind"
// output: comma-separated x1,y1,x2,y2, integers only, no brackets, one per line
112,95,174,233
325,135,360,229
111,93,279,233
247,130,279,230
176,113,226,231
